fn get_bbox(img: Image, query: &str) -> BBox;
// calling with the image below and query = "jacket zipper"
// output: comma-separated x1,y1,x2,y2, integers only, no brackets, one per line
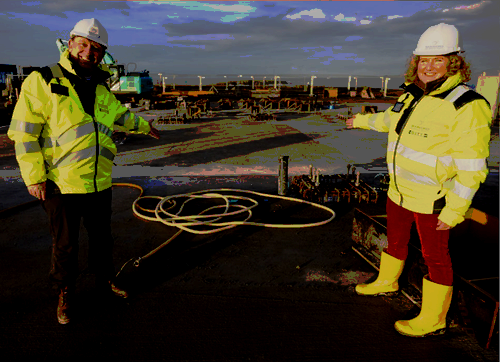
60,64,104,193
392,96,424,206
93,115,99,192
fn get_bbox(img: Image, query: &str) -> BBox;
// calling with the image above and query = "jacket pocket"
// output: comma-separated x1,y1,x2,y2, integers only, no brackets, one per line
432,195,446,214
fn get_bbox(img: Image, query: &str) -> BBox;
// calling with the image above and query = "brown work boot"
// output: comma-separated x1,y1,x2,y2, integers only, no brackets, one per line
57,286,72,325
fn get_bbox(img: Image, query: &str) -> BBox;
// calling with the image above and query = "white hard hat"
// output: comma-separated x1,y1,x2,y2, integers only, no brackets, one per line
413,23,463,56
70,18,108,48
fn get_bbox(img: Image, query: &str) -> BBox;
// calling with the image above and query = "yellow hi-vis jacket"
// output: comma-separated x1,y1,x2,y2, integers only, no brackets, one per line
8,50,151,194
353,73,492,227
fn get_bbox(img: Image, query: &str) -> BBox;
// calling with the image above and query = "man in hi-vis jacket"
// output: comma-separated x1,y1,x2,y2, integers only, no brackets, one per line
8,18,160,325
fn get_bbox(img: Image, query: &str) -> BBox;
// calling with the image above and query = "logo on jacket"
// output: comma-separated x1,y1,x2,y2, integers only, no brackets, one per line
408,129,428,138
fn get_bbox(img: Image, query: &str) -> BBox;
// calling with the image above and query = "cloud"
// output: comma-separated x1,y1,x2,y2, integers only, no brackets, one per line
286,8,326,20
333,13,356,22
345,36,363,42
320,53,365,65
152,1,256,23
202,2,254,13
166,34,235,42
164,1,255,14
0,0,497,82
121,26,143,30
0,0,130,18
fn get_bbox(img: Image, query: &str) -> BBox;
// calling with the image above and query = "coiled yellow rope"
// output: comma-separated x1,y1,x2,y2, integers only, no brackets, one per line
112,183,336,275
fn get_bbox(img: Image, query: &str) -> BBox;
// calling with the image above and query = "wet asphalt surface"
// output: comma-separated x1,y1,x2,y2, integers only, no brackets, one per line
0,111,498,361
1,174,498,362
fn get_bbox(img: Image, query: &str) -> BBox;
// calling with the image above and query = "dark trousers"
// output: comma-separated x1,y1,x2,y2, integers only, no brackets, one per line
386,198,453,286
41,181,115,289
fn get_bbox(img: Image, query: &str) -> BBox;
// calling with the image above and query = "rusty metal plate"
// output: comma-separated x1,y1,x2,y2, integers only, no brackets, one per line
352,208,388,259
351,206,499,350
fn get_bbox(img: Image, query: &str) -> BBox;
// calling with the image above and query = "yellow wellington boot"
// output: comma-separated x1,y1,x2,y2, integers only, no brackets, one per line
395,276,453,337
355,251,405,296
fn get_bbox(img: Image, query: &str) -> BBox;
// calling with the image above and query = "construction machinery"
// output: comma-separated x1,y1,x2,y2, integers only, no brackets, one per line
56,39,154,109
0,64,21,129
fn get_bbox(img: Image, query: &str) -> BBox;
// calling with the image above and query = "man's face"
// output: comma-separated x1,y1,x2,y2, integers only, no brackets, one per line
417,55,449,84
68,36,105,69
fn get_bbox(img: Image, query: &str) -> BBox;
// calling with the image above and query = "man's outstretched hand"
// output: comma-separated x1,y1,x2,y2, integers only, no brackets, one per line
148,119,160,139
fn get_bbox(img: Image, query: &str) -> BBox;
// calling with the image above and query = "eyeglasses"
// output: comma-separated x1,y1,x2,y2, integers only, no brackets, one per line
72,37,105,54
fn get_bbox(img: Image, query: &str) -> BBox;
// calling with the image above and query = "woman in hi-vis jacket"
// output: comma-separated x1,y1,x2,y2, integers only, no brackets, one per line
347,23,491,337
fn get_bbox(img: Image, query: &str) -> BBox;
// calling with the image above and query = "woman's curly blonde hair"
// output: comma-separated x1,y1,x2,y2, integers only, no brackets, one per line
403,53,472,83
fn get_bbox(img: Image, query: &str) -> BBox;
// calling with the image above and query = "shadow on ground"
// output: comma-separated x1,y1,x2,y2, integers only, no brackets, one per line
133,132,312,167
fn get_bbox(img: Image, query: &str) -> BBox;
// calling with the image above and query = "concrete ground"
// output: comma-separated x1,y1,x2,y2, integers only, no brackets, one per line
0,109,498,361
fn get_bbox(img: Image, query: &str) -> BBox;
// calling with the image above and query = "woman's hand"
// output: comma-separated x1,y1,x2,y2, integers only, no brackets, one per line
346,117,356,129
436,220,452,230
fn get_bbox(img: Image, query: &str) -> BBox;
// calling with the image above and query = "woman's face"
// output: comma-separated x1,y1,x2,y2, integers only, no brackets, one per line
417,55,449,84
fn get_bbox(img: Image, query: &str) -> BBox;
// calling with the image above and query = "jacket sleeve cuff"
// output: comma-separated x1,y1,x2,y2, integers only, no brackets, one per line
352,114,370,129
26,178,47,187
23,171,47,187
129,114,150,134
438,208,464,228
17,157,47,187
140,119,151,135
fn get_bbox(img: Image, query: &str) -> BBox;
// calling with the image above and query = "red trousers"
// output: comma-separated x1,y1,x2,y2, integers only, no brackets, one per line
386,198,453,286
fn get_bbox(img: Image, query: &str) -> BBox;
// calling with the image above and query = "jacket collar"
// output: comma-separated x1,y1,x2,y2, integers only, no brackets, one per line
58,49,111,84
427,73,463,96
400,73,463,98
400,83,424,100
415,77,447,95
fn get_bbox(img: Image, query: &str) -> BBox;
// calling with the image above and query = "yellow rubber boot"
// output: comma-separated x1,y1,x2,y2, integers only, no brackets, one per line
355,251,405,296
395,276,453,337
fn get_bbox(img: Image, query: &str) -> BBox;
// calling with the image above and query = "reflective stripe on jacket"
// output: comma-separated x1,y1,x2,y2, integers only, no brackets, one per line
8,49,151,194
353,73,492,227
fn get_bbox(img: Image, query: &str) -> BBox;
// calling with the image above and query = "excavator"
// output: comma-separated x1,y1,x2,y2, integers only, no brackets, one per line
56,39,154,109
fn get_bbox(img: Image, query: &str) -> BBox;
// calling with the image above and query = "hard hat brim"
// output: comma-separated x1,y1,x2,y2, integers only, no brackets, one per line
69,32,108,49
413,49,464,56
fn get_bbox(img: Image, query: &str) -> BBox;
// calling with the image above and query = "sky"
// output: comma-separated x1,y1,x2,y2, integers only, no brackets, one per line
0,0,498,88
